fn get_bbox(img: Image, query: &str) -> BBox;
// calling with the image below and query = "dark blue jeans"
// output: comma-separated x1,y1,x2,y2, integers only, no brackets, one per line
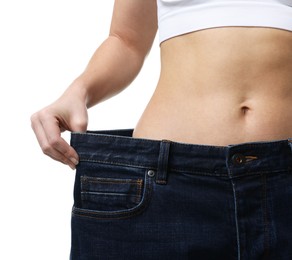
70,129,292,260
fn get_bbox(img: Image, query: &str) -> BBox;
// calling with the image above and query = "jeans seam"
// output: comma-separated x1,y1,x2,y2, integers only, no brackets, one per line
78,158,154,170
230,178,241,260
230,169,292,180
262,174,270,257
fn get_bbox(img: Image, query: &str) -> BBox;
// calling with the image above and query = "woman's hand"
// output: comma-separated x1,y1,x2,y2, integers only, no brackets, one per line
31,85,88,170
31,0,157,170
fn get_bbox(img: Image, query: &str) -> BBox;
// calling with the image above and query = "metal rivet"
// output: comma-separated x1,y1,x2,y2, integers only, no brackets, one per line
147,170,155,177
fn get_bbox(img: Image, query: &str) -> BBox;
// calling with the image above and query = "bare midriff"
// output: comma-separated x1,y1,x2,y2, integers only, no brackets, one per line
133,27,292,146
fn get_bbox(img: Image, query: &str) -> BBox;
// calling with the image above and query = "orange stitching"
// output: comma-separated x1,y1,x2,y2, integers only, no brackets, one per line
73,175,153,220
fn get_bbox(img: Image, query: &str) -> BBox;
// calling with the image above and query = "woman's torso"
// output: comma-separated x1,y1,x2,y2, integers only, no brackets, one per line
133,27,292,145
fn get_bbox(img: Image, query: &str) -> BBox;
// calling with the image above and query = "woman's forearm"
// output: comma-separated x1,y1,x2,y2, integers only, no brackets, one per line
73,35,147,108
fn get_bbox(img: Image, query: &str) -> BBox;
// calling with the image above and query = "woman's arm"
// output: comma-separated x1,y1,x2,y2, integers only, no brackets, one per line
79,0,158,107
31,0,158,169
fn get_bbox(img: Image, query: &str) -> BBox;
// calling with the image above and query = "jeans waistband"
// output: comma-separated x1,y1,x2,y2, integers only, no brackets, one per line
70,129,292,177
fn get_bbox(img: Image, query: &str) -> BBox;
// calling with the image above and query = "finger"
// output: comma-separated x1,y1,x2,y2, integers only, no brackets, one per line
47,148,78,170
31,115,77,169
31,113,79,168
41,117,79,166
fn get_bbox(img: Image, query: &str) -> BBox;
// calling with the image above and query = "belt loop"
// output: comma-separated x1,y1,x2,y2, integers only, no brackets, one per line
156,140,171,185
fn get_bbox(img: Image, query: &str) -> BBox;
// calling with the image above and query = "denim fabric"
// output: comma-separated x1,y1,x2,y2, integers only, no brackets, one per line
70,129,292,260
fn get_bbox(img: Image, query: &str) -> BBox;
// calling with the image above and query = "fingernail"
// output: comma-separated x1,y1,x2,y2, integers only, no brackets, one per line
69,164,76,170
70,157,79,165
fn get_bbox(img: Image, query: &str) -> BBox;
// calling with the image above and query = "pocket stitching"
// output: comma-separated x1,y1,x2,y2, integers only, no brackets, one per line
73,171,153,220
81,177,144,208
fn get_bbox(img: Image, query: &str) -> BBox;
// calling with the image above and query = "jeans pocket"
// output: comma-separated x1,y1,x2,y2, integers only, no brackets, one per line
72,162,154,220
80,176,143,211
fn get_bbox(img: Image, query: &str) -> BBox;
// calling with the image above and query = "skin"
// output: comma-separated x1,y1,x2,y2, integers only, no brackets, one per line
31,0,292,170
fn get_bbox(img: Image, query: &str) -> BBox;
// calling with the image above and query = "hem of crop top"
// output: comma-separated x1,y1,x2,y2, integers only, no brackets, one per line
158,2,292,44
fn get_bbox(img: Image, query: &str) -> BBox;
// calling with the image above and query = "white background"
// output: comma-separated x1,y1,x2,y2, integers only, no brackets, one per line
0,1,159,259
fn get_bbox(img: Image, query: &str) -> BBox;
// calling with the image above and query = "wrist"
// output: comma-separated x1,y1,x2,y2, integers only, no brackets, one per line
66,77,91,107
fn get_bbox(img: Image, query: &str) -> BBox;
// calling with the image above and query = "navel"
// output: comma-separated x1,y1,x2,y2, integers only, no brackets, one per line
241,106,250,115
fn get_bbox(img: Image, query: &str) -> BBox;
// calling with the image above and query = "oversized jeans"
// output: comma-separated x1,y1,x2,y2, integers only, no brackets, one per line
70,129,292,260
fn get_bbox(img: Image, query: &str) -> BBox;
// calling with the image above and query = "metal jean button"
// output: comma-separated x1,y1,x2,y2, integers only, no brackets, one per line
232,154,246,165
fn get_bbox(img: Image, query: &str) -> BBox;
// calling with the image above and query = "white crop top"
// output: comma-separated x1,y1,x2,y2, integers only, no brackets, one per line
157,0,292,43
